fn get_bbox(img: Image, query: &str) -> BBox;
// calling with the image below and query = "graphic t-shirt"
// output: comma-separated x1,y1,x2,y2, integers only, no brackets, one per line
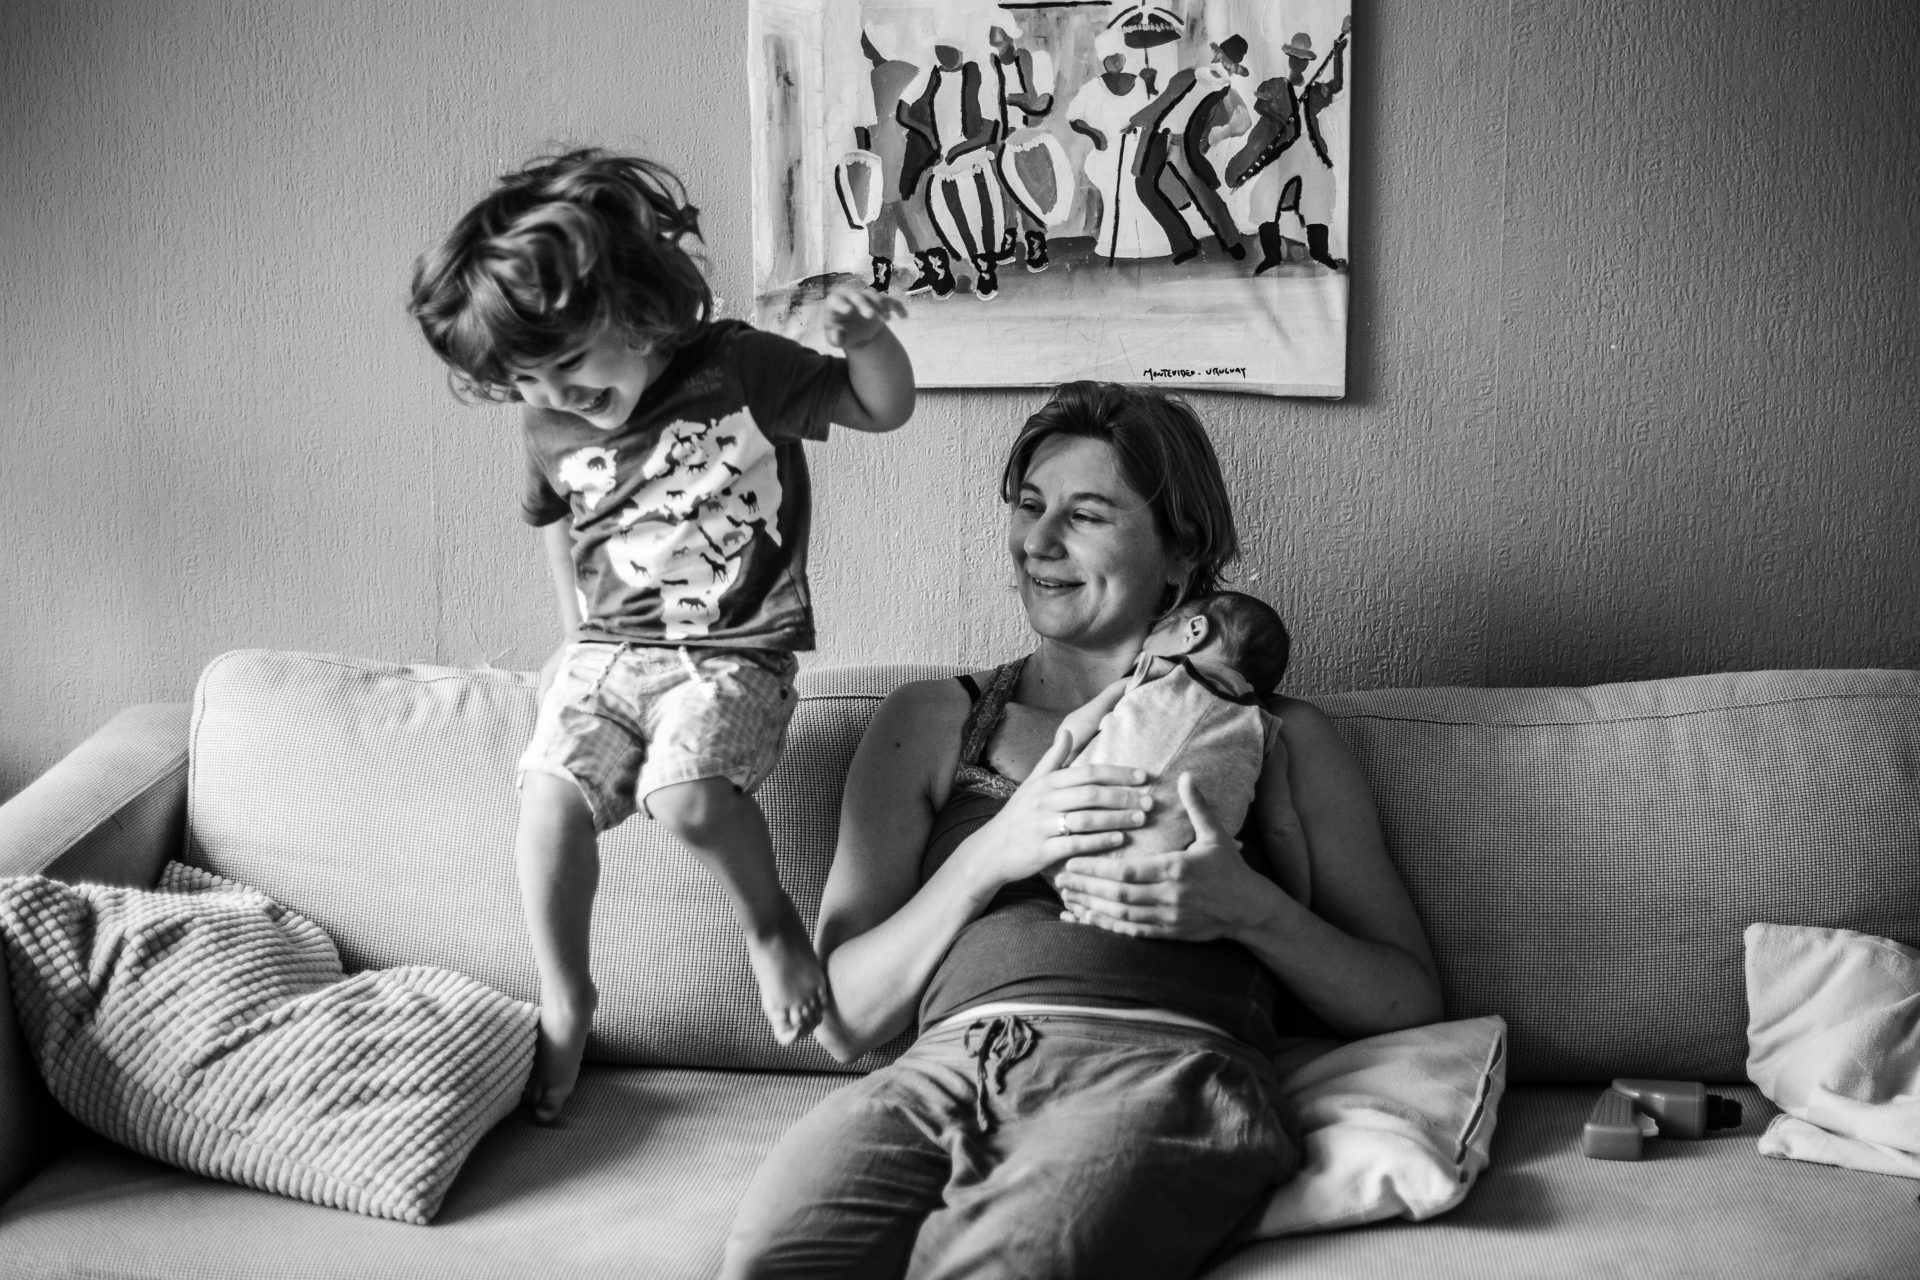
520,320,849,651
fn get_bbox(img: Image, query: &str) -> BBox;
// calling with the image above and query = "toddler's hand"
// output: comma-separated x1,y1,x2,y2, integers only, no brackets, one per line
822,283,907,351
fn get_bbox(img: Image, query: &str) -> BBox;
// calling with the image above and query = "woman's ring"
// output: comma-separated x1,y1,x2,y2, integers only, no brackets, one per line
1056,816,1071,837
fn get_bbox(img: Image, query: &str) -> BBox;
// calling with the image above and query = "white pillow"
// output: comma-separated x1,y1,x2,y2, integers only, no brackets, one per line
1254,1014,1507,1236
1745,921,1920,1177
0,862,535,1223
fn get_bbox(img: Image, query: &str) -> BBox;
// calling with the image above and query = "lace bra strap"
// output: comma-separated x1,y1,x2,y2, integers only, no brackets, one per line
955,657,1028,769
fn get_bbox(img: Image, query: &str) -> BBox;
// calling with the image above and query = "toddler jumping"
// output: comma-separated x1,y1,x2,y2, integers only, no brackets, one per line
408,148,913,1119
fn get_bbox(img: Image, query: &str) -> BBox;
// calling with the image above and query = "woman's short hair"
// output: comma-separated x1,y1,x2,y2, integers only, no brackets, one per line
407,148,711,403
1000,381,1241,601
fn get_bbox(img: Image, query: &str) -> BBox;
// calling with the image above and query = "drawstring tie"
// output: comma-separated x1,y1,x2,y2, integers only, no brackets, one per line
962,1015,1039,1134
677,646,705,684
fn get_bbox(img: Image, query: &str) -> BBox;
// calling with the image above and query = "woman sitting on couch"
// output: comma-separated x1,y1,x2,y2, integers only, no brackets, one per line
723,381,1443,1279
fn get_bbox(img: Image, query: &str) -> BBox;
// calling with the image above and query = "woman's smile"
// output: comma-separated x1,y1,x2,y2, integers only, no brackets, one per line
1008,434,1175,649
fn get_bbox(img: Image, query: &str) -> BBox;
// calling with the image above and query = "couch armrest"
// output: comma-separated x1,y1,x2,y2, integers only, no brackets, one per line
0,944,62,1203
0,703,189,1200
0,703,191,885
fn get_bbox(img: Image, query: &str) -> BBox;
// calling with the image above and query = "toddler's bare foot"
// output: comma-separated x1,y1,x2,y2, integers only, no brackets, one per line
746,908,827,1046
525,982,597,1123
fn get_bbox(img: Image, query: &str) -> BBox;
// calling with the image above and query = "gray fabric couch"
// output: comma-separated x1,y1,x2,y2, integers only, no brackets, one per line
3,652,1917,1278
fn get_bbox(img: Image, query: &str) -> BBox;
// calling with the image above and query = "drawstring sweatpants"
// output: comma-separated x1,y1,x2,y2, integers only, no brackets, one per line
961,1014,1039,1133
722,1012,1300,1280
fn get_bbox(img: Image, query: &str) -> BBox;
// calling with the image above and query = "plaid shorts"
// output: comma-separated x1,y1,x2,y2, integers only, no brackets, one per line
518,642,800,831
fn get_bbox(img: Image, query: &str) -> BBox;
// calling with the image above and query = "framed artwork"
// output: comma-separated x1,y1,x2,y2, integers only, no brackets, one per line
749,0,1354,398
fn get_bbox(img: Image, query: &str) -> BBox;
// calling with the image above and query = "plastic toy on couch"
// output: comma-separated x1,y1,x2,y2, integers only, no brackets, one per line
1583,1078,1744,1160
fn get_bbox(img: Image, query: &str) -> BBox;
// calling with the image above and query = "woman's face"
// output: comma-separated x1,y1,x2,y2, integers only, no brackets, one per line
1008,434,1180,651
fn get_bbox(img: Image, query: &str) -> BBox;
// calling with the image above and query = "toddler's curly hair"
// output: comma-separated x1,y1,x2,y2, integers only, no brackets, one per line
408,148,711,402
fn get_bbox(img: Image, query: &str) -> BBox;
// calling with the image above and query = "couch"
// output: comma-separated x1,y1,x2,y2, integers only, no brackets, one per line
2,651,1917,1278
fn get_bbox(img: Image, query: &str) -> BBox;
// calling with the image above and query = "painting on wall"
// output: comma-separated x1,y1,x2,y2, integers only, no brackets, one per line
749,0,1354,398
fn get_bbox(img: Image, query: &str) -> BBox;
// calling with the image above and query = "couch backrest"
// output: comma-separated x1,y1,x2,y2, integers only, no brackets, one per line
188,653,1920,1082
187,651,953,1074
1316,669,1920,1081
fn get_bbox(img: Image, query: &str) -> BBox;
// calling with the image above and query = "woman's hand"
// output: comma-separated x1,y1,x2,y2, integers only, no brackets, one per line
1054,773,1279,941
958,726,1154,893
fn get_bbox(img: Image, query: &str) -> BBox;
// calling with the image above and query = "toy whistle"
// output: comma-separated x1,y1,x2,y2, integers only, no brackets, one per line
1582,1078,1743,1160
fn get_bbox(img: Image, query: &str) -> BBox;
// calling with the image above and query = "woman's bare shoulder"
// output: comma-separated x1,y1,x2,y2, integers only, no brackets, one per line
868,674,979,735
837,674,992,859
1263,693,1340,739
852,674,979,780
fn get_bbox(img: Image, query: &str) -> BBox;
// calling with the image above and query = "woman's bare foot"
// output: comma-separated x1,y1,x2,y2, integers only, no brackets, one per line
525,982,597,1123
746,909,827,1045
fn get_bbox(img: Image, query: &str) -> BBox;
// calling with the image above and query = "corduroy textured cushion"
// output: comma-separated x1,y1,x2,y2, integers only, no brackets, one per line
185,652,956,1075
1316,669,1920,1083
0,862,533,1223
9,1081,1920,1280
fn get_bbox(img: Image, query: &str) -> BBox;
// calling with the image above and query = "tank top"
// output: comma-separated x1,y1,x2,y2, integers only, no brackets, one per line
916,659,1323,1056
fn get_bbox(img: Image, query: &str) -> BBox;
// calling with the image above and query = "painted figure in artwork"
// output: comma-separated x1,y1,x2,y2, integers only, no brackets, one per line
1066,47,1168,262
1126,34,1254,265
1103,0,1185,96
855,33,941,295
986,20,1057,275
898,30,1008,300
1226,19,1352,272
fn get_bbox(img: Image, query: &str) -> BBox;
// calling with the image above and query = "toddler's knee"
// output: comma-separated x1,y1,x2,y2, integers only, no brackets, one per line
519,770,596,831
646,775,745,844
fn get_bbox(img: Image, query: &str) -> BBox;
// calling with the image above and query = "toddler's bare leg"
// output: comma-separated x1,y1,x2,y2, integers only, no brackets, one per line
647,777,827,1045
515,771,601,1121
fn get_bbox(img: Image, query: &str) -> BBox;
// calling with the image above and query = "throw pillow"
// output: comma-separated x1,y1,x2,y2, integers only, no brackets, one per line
1253,1014,1507,1236
1745,921,1920,1178
0,862,535,1223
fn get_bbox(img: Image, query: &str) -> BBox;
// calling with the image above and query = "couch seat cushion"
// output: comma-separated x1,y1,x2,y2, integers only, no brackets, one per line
1215,1085,1920,1280
6,1082,1918,1279
0,1065,846,1280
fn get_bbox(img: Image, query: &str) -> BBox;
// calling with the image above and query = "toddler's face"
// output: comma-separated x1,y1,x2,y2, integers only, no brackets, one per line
508,325,665,431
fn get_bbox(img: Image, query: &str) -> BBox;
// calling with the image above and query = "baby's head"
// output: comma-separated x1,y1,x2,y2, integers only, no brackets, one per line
1144,590,1291,695
408,149,711,403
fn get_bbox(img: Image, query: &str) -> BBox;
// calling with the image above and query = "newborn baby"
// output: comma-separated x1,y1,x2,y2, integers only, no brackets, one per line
1059,590,1305,892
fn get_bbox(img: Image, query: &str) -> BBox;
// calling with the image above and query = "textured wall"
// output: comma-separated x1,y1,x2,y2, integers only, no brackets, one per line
3,0,1916,800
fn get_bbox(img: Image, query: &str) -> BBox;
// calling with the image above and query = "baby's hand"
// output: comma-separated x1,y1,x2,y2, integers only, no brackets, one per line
822,282,907,351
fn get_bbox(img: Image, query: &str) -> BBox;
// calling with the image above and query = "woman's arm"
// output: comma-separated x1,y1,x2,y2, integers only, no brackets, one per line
813,681,1152,1061
1055,697,1443,1038
811,680,979,1060
1226,697,1442,1034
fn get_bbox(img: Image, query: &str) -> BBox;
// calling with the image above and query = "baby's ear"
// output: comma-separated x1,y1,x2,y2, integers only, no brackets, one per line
1180,614,1211,653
